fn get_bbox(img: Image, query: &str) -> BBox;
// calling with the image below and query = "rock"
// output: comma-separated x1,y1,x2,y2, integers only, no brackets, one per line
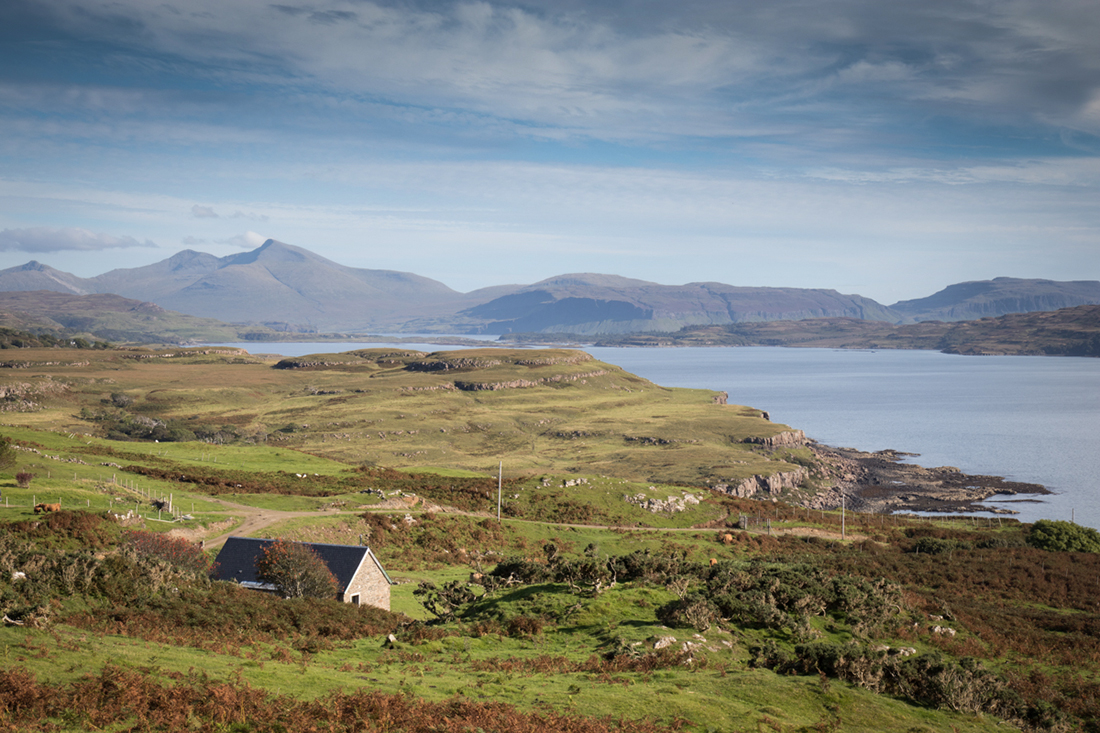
714,468,809,499
741,430,806,448
653,636,677,650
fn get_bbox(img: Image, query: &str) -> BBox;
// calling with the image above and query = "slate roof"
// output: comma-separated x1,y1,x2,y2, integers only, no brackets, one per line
214,537,392,592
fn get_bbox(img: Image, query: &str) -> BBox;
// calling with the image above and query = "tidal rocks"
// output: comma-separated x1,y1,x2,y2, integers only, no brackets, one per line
809,443,1049,514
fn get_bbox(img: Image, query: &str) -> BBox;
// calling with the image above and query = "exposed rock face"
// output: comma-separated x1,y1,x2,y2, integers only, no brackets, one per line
713,468,809,499
741,430,806,448
454,370,608,391
407,357,503,372
625,491,701,513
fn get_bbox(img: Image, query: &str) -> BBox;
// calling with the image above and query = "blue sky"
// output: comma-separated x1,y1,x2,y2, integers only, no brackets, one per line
0,0,1098,303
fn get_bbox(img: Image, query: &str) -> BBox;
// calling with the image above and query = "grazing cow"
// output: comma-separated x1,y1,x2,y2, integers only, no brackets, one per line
34,503,60,514
709,558,718,566
721,533,734,545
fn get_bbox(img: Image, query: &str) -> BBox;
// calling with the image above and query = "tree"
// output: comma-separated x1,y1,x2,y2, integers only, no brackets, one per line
255,540,338,599
0,436,16,473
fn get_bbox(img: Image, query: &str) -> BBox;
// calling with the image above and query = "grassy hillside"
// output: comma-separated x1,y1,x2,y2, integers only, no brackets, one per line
0,346,802,490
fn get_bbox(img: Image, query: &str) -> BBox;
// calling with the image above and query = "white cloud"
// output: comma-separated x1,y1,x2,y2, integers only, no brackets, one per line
0,227,156,252
229,210,269,221
217,231,269,248
191,204,219,218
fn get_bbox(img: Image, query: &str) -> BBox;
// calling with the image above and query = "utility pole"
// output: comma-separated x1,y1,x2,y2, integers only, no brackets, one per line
841,494,846,540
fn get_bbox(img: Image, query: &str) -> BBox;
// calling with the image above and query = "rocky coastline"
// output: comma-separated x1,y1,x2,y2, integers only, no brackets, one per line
807,442,1050,516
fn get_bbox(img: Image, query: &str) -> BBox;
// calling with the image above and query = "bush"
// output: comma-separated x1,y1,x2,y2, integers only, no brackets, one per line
1027,520,1100,553
255,539,338,599
506,615,543,638
123,531,214,575
14,472,32,488
910,537,971,555
656,593,719,632
489,557,551,585
413,580,475,622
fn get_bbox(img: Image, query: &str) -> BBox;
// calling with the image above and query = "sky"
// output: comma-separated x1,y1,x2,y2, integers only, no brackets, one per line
1,0,1098,304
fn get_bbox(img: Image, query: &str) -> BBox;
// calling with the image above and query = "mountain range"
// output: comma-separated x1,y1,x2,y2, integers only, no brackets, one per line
2,240,1098,335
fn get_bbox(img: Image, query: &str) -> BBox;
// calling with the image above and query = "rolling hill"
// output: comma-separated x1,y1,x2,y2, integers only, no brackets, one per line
454,273,900,334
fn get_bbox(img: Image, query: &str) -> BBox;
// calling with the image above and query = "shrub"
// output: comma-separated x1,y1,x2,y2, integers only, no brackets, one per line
255,539,338,599
123,531,213,575
489,557,550,585
413,580,475,622
910,537,971,555
657,593,719,632
1027,520,1100,553
15,472,32,488
506,615,543,638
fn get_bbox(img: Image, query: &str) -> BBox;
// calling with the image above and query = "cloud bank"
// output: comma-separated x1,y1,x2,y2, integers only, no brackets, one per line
0,227,156,253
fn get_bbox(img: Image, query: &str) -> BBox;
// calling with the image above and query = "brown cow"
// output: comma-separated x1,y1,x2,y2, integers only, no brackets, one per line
33,503,60,514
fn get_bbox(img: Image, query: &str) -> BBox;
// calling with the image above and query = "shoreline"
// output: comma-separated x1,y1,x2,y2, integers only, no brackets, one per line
807,442,1050,516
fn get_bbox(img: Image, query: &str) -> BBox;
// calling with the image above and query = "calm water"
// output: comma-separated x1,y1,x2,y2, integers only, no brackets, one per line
213,341,1100,529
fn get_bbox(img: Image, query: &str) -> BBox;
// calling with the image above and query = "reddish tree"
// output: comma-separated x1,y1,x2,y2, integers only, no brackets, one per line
256,539,338,599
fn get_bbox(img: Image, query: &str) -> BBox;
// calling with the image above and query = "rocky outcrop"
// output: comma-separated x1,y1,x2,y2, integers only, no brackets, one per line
273,359,350,369
713,468,809,498
623,435,699,446
741,430,806,448
407,357,503,372
453,370,608,391
625,491,701,513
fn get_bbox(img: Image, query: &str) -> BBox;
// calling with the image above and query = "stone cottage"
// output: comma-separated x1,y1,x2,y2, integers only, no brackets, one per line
214,536,393,611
